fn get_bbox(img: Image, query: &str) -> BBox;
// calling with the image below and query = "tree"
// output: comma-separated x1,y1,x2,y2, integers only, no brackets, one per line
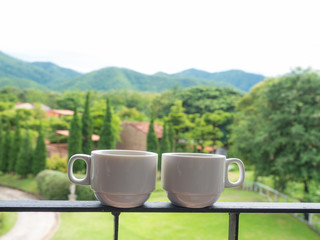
0,119,3,171
167,100,189,151
82,91,93,154
177,86,242,115
147,115,158,153
203,110,233,150
16,126,33,177
159,121,171,170
98,98,115,149
8,113,22,172
0,119,12,173
167,122,175,152
32,123,47,175
68,106,83,172
230,68,320,200
189,114,211,152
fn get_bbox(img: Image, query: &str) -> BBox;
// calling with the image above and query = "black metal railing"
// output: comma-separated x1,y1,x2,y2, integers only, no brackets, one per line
0,201,320,240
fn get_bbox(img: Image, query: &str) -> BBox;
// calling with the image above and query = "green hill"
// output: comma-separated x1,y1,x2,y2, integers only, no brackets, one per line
0,77,47,90
0,51,81,88
0,51,265,92
174,68,265,92
31,62,81,86
55,67,234,92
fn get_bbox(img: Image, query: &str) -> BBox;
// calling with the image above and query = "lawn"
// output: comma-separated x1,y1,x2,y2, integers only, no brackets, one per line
0,174,39,195
0,211,18,236
52,184,320,240
0,172,319,239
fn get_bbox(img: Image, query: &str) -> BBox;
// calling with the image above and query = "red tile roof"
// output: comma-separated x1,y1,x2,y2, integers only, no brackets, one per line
56,130,100,141
50,109,74,116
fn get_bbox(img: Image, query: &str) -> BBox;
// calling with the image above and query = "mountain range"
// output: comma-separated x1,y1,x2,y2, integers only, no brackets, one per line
0,51,265,92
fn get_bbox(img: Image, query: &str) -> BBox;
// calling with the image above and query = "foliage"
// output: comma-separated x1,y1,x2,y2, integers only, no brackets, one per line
36,170,95,200
82,91,93,154
230,69,320,198
167,122,175,152
117,106,147,121
166,100,190,151
159,121,170,170
56,91,85,110
8,113,22,172
189,114,212,152
150,89,178,118
46,154,67,173
47,116,70,143
147,116,158,153
178,86,242,115
203,110,233,148
36,170,70,200
0,119,3,170
98,98,116,149
76,185,96,200
32,123,47,175
68,107,83,172
106,90,153,114
0,119,11,173
15,127,34,177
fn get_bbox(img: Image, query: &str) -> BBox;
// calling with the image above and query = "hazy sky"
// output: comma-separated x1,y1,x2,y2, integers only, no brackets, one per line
1,0,319,76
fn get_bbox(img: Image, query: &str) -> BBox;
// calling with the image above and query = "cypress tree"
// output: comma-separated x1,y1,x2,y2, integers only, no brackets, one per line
159,121,170,170
68,106,83,172
167,122,175,152
147,116,158,153
0,119,3,172
0,119,11,173
32,123,47,175
98,98,115,149
82,91,93,154
8,114,21,173
16,126,33,177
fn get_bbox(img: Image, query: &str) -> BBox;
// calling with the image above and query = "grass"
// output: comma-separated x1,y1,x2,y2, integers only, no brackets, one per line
0,211,18,236
0,172,319,239
0,173,39,195
52,182,320,240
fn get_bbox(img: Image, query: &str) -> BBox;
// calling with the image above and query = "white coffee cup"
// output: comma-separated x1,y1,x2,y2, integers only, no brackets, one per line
161,153,245,208
68,150,158,208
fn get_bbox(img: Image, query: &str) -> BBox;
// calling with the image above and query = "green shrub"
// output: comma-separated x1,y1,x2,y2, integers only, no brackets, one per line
36,170,69,200
76,185,96,200
46,155,67,173
36,170,96,200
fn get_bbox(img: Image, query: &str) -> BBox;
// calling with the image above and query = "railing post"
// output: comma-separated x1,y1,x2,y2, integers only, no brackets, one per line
229,212,240,240
112,211,120,240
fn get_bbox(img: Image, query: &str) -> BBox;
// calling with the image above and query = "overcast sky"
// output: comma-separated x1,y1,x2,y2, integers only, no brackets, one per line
1,0,319,76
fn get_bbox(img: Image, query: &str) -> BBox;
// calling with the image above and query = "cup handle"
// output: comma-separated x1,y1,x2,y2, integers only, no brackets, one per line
67,154,91,185
224,158,245,188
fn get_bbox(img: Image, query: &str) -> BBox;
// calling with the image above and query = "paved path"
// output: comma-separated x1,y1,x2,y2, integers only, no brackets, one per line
0,186,60,240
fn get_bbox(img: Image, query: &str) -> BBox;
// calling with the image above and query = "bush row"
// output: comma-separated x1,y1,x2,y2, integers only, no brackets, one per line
36,170,96,200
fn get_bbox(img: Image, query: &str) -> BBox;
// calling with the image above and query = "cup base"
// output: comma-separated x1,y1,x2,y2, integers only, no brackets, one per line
95,192,151,208
166,191,221,208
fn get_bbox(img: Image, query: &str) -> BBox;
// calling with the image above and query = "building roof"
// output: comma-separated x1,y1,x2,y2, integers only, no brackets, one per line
122,121,163,138
15,102,51,111
50,109,74,116
56,130,100,141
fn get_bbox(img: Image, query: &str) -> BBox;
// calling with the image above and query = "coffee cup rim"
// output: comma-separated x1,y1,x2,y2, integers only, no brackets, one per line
92,149,158,157
162,152,226,159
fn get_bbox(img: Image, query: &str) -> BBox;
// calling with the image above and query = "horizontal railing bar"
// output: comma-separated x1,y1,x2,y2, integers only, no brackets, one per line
0,201,319,213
